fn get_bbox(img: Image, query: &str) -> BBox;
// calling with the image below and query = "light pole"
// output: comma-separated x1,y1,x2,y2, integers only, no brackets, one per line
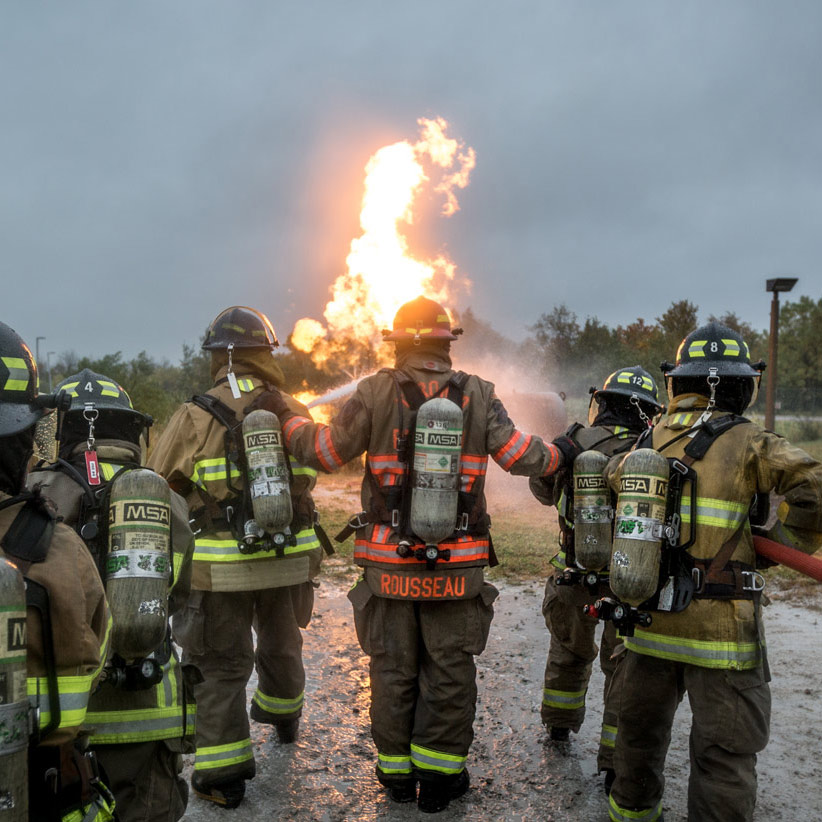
765,277,798,431
35,336,46,372
47,351,55,392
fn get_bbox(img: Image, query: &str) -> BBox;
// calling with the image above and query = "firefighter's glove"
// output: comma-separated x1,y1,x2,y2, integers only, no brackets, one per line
551,433,584,469
245,389,292,421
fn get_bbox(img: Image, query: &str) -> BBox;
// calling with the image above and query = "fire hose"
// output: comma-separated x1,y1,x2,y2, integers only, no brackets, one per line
753,535,822,582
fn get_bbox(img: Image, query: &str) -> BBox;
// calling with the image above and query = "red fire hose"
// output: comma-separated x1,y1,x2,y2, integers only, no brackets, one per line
753,536,822,582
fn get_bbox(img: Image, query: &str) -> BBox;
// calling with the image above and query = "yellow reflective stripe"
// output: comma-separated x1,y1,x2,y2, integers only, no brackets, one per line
609,794,663,821
721,338,740,357
195,738,254,770
289,456,317,478
189,458,241,487
679,497,748,529
542,687,586,709
169,549,184,593
252,689,304,714
63,794,116,822
601,723,617,748
377,751,412,774
96,380,120,397
86,702,195,743
237,378,256,393
99,462,118,481
222,322,245,333
625,629,760,669
61,381,80,397
193,528,320,562
1,357,30,391
688,340,707,358
410,743,466,774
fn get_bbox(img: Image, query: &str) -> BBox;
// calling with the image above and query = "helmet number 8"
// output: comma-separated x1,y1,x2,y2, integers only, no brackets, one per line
710,342,719,352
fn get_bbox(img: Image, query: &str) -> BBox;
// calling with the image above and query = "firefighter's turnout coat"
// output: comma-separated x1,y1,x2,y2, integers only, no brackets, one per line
0,492,114,822
604,395,822,822
147,363,323,785
529,422,637,770
29,440,196,822
281,346,564,782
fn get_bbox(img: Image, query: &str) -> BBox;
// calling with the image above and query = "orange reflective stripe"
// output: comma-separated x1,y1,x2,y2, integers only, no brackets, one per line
493,430,532,471
315,427,344,471
354,526,489,566
282,416,310,445
541,443,561,476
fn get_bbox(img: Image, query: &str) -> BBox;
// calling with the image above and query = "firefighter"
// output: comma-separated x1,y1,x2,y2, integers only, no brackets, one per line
147,306,327,809
529,366,663,791
254,295,580,813
604,322,822,822
0,323,114,821
27,369,196,822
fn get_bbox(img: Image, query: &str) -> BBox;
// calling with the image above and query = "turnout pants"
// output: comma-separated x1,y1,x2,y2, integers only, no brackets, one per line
541,571,620,770
609,651,770,822
174,583,314,784
349,580,497,783
93,741,187,822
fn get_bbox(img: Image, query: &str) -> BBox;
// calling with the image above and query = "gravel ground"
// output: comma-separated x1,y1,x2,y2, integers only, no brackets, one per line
180,578,822,822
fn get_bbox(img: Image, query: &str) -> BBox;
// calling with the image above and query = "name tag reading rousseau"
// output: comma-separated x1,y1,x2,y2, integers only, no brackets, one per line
365,567,481,600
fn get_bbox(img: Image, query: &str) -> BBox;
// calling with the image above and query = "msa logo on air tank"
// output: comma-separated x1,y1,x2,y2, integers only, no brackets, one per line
619,476,667,496
245,431,282,448
576,476,607,490
414,431,462,447
109,503,171,525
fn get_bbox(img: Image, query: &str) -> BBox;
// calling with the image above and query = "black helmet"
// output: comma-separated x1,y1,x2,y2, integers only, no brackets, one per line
589,365,664,427
594,366,664,411
202,306,279,351
0,322,46,437
382,296,461,342
663,322,763,378
56,369,151,446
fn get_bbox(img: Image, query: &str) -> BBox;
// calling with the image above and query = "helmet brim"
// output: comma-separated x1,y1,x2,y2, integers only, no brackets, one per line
383,328,458,341
667,361,762,377
0,402,44,437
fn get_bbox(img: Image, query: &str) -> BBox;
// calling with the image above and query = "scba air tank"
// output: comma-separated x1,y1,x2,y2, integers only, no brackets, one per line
242,409,292,536
410,397,464,545
0,558,28,821
106,469,171,660
610,448,669,606
572,450,613,571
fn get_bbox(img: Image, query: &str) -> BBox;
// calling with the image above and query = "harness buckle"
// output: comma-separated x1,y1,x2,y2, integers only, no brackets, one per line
671,459,689,476
348,512,368,530
691,566,704,593
391,509,400,528
458,512,469,531
742,570,766,592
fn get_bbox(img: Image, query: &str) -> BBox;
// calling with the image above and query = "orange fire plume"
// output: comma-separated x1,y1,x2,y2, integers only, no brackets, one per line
292,116,475,382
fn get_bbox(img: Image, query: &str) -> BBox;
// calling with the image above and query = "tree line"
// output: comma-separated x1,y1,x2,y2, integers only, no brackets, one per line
42,296,822,428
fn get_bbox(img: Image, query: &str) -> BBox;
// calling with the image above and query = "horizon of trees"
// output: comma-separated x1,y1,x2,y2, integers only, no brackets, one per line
37,296,822,427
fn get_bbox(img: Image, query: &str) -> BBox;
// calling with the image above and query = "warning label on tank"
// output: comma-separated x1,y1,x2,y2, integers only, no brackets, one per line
413,452,459,474
250,481,289,499
0,700,29,754
106,549,169,579
0,612,26,661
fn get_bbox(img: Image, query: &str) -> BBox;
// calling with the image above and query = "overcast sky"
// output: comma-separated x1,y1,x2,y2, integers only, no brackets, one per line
3,1,821,364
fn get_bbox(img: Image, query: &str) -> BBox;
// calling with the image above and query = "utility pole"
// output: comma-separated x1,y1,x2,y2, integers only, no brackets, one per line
47,351,55,392
35,336,46,373
765,277,798,431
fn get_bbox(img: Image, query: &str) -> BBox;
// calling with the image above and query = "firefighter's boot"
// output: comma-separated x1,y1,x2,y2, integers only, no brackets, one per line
191,774,246,810
376,768,417,803
549,726,571,742
417,769,470,814
275,718,300,744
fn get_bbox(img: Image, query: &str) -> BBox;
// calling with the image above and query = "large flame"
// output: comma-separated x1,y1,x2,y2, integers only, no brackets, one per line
292,117,475,373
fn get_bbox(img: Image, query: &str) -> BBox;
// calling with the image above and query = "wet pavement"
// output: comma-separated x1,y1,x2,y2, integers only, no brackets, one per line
181,579,822,821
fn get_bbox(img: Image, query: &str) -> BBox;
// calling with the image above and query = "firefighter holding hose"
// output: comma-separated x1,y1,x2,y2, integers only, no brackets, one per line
603,322,822,822
0,323,114,821
28,369,196,822
147,306,329,809
529,365,664,793
256,295,580,813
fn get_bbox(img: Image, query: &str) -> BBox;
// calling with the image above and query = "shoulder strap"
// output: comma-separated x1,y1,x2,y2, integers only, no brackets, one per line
190,393,241,431
1,492,56,566
681,415,749,466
